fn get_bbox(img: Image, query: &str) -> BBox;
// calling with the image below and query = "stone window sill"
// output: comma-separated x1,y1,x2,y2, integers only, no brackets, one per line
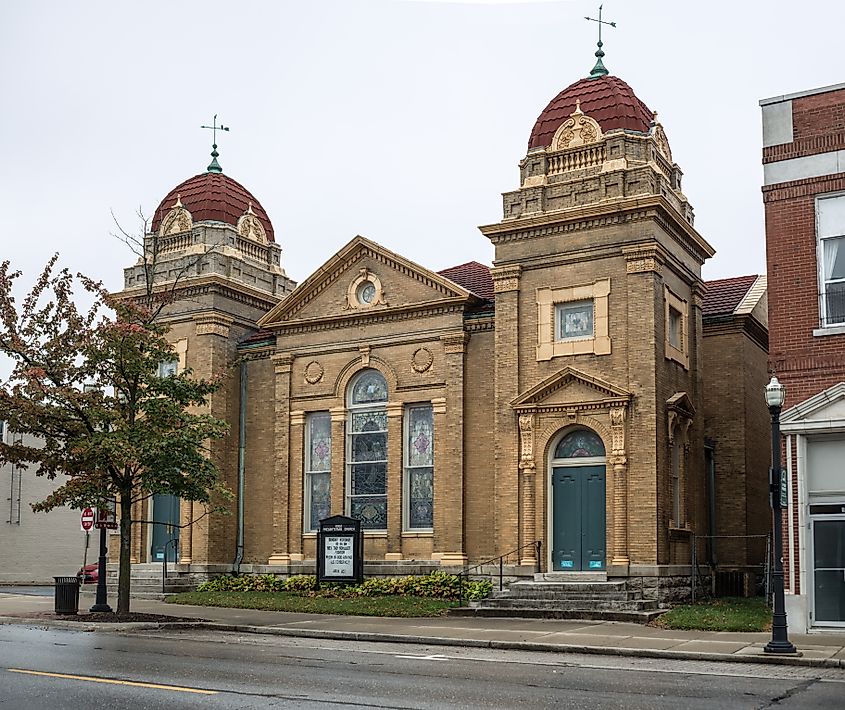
401,531,434,537
668,524,692,536
813,324,845,337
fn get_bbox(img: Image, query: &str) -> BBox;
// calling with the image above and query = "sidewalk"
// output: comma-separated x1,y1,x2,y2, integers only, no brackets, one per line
1,587,844,669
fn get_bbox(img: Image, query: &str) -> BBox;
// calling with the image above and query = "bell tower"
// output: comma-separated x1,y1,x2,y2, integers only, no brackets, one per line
481,64,715,576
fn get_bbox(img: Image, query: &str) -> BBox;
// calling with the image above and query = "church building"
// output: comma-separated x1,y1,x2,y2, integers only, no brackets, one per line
119,52,771,601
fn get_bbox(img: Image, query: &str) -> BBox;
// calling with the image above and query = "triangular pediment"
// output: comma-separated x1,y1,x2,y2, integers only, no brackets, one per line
258,236,474,328
667,392,696,417
512,367,632,410
781,382,845,433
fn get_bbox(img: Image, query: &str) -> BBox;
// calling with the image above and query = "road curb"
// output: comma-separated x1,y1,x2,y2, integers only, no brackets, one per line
159,622,845,669
3,615,841,669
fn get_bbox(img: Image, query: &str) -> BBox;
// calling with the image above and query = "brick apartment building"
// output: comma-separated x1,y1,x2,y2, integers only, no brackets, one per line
95,52,774,604
761,82,845,631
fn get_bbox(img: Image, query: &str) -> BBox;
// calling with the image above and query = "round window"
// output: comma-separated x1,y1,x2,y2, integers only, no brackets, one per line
357,281,377,305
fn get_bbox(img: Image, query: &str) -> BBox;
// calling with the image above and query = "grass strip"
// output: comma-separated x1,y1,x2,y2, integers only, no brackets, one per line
166,591,455,617
653,596,772,632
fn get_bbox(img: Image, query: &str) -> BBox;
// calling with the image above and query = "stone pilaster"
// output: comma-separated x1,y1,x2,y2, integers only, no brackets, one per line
329,407,346,517
385,401,404,560
179,499,193,564
610,405,629,566
267,353,292,566
491,265,521,556
518,413,537,565
289,410,306,561
435,333,468,565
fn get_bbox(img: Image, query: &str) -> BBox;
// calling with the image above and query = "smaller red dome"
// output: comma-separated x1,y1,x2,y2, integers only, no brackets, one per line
152,172,275,242
528,75,653,150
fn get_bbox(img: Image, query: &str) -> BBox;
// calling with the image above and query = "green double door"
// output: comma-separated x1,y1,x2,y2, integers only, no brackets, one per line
151,494,180,562
552,465,606,571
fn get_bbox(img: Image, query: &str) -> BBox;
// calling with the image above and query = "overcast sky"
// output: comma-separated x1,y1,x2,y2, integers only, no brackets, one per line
2,0,843,295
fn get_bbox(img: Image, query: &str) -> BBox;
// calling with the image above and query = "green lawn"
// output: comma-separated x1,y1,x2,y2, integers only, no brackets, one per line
166,591,455,617
654,597,772,632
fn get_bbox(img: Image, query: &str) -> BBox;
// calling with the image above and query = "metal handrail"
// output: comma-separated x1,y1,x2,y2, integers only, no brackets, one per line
457,541,542,607
162,538,179,594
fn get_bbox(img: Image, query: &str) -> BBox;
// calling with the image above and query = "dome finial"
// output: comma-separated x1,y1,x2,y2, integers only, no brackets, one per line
585,4,616,79
200,114,230,173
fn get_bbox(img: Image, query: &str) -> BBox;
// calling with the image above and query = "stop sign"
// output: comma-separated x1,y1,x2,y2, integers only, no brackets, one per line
80,507,95,531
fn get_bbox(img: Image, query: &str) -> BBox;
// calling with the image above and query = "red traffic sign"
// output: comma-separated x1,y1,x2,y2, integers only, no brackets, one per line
80,507,95,531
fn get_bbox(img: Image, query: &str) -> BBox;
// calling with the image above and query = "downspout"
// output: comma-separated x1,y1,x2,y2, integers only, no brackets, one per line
233,359,247,574
705,440,717,567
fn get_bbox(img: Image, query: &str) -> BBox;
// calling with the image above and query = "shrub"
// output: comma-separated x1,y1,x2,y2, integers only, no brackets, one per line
195,571,492,601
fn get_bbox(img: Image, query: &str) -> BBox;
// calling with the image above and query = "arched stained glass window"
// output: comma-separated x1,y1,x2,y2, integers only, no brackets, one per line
347,369,388,530
554,429,605,459
350,370,388,405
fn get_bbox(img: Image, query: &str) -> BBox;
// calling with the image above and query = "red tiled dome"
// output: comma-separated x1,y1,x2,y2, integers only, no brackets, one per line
152,172,275,242
528,75,654,150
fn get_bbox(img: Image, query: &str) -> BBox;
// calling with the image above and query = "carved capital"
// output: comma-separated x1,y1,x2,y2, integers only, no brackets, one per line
431,397,447,415
271,352,294,375
518,412,535,469
609,405,627,457
622,245,666,275
441,332,469,354
490,265,522,293
289,410,306,427
194,312,233,338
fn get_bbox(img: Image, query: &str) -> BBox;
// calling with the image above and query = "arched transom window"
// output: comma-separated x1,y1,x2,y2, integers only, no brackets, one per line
346,369,388,530
553,428,606,460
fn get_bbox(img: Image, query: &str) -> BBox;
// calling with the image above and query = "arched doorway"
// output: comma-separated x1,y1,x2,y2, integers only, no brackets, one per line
550,428,606,571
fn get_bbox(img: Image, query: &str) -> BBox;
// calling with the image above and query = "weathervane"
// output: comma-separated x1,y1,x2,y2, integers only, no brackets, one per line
584,4,616,78
201,114,230,173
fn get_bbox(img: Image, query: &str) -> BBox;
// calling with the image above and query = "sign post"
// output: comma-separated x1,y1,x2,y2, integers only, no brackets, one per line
95,498,118,532
317,515,363,587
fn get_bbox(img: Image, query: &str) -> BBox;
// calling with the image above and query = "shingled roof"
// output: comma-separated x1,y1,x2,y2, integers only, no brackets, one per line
438,261,494,302
703,275,762,318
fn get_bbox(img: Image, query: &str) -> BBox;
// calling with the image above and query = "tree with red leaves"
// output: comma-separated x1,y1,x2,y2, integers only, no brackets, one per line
0,256,228,614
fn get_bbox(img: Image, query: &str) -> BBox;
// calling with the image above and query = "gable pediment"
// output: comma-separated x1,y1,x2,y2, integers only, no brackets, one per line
781,382,845,432
258,236,474,328
512,367,632,411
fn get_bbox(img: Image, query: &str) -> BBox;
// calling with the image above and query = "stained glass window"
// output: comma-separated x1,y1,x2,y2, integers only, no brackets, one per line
351,370,388,405
555,300,594,340
405,405,433,529
305,412,331,531
554,429,605,459
347,370,388,530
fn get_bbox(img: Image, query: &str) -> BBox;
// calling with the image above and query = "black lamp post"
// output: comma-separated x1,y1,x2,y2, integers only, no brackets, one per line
84,383,113,614
764,376,796,654
90,515,112,613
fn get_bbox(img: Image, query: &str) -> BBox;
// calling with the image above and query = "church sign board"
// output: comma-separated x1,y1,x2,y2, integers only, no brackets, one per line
317,515,363,585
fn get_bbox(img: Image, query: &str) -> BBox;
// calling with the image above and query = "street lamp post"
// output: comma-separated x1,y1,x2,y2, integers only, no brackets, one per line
90,517,112,613
764,376,796,654
83,382,113,614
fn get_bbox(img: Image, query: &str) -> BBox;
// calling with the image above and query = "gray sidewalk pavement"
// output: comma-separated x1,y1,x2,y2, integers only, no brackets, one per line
1,587,844,668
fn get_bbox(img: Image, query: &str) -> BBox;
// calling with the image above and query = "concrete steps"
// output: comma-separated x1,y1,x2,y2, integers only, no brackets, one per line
454,576,667,623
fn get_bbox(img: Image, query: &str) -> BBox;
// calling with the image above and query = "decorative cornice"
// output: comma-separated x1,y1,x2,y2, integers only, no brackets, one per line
267,301,467,336
480,195,714,265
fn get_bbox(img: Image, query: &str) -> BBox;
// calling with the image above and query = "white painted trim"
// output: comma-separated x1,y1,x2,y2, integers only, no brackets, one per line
796,435,808,617
760,81,845,106
763,150,845,186
786,435,795,593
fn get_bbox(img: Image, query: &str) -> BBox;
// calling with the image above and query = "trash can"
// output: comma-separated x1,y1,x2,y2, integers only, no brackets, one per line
54,576,80,615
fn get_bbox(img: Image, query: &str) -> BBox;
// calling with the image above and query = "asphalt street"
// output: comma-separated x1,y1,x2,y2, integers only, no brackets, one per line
1,625,844,709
